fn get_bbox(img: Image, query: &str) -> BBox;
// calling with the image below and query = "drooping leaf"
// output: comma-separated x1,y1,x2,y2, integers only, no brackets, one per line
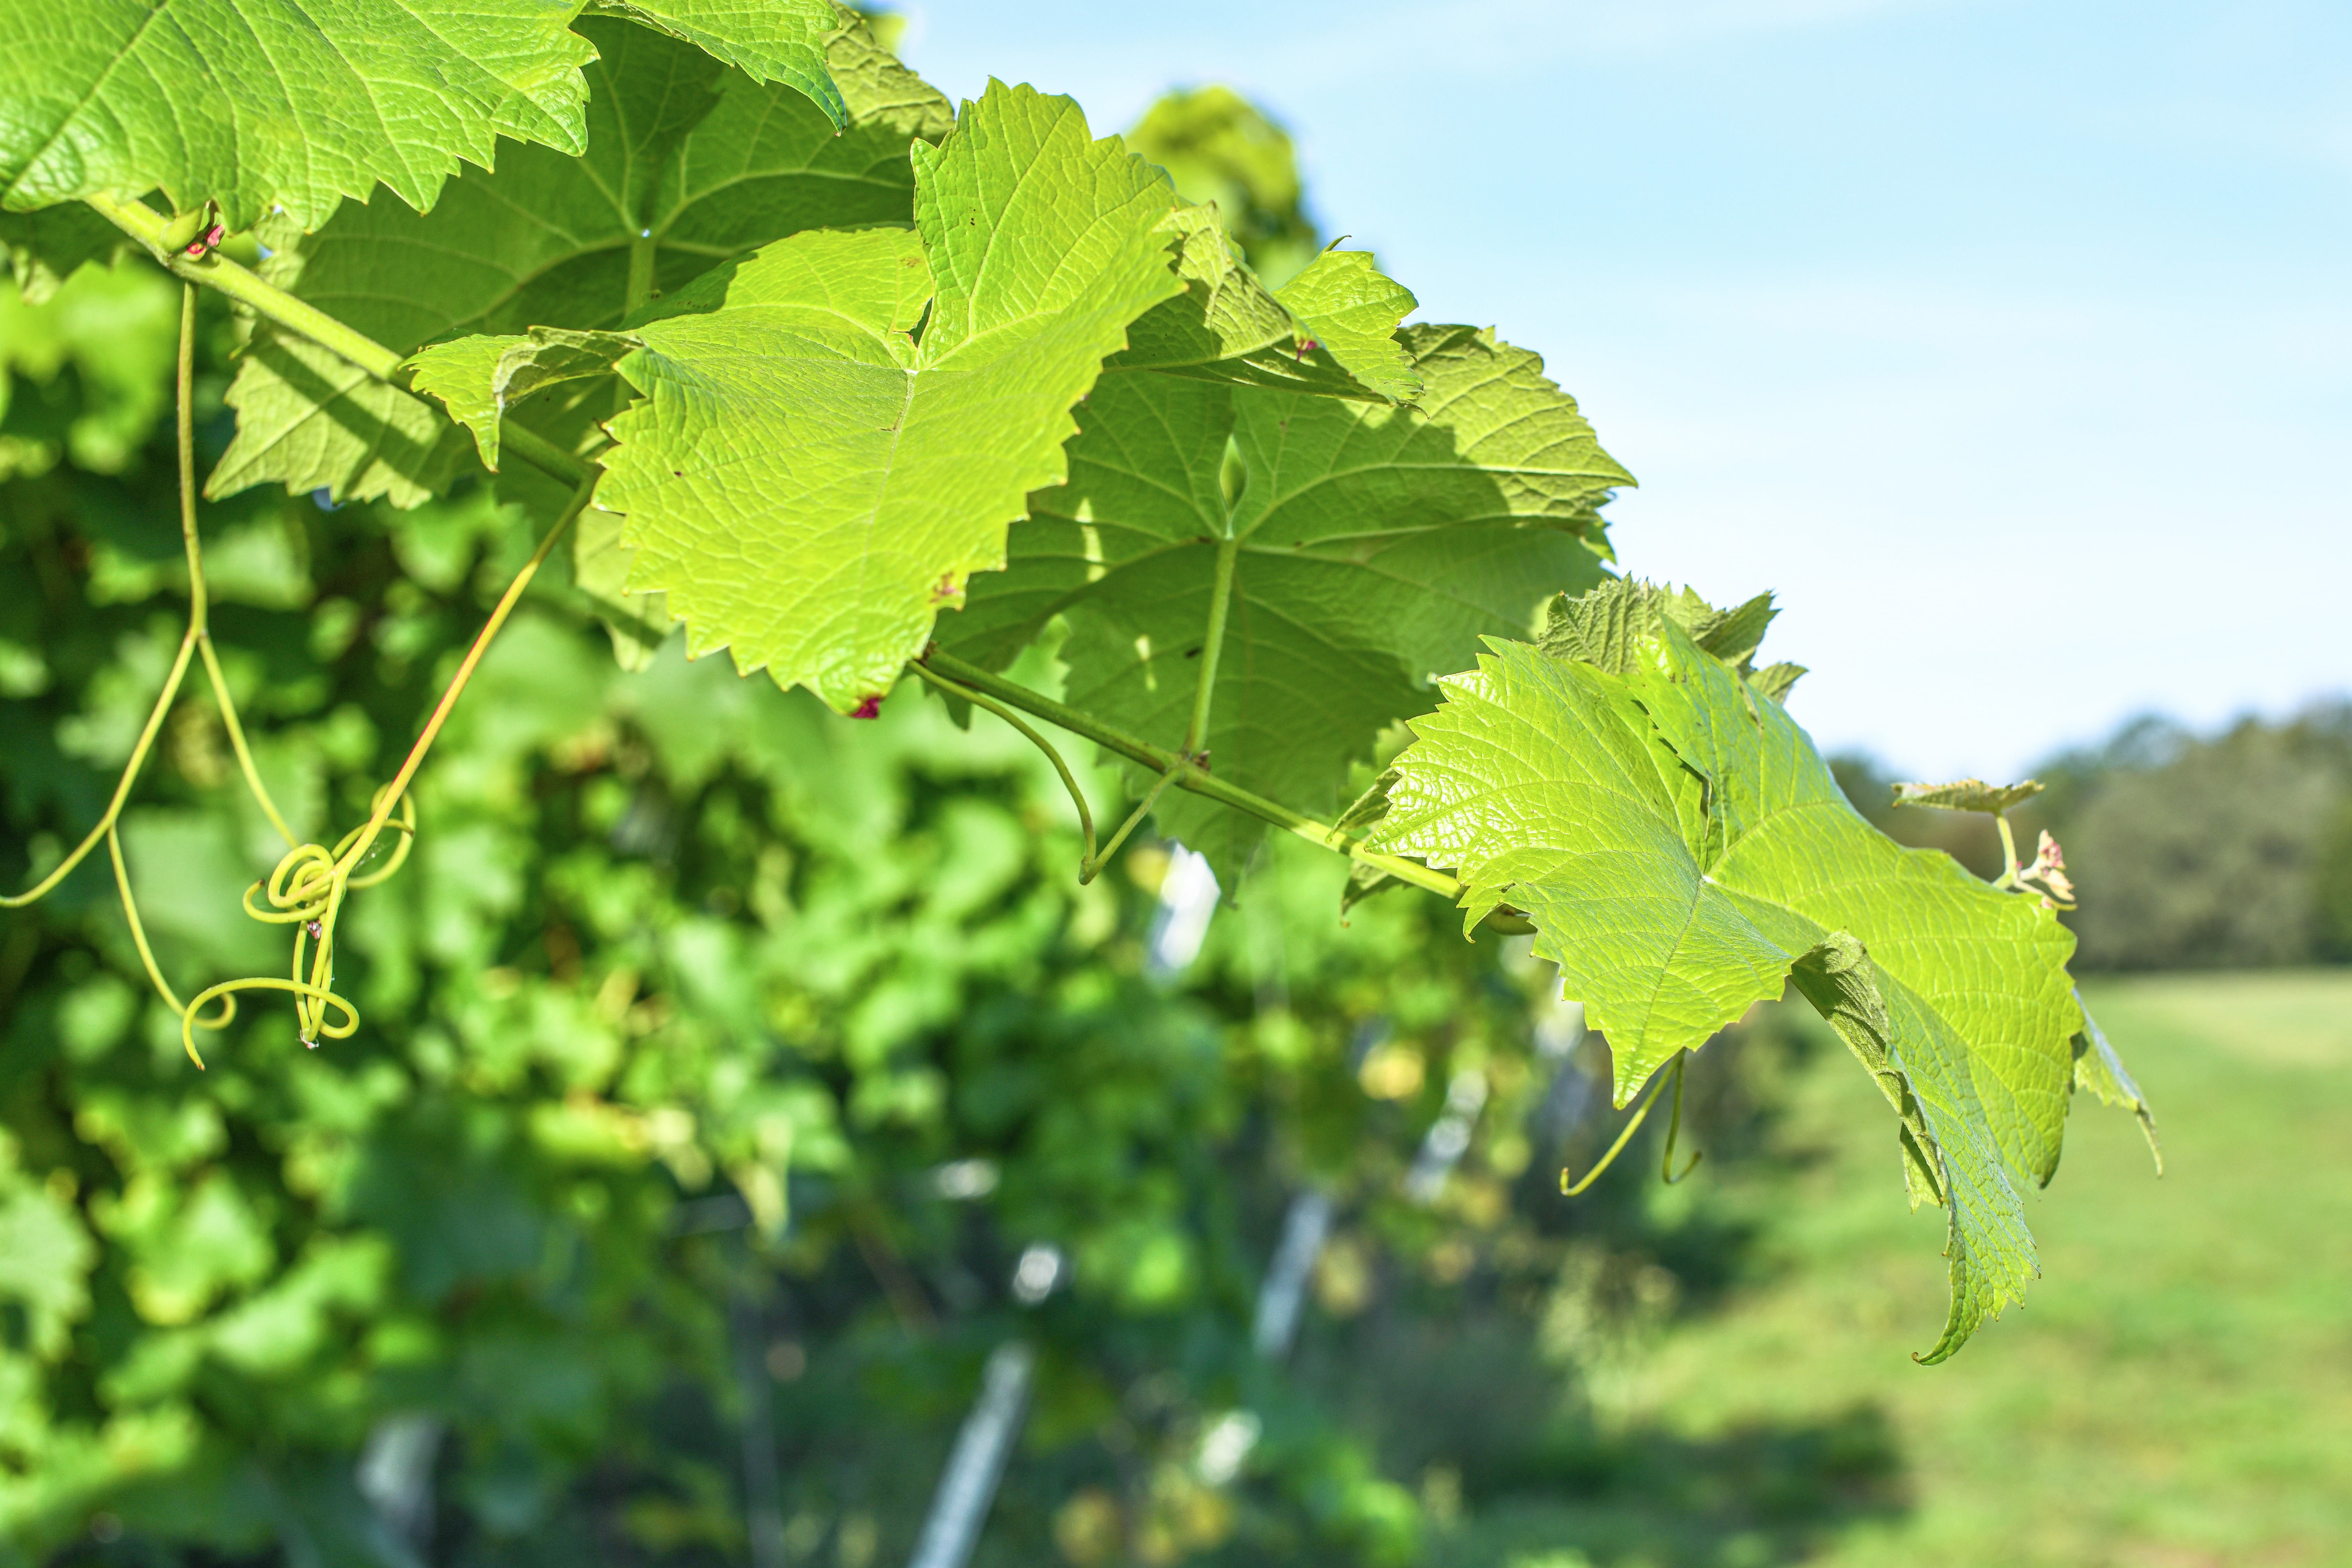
1370,614,2083,1360
1892,777,2047,815
0,0,598,230
947,324,1628,878
592,82,1182,710
1274,246,1420,402
407,328,639,471
588,0,846,126
1786,931,2035,1361
2072,989,2162,1173
208,12,942,508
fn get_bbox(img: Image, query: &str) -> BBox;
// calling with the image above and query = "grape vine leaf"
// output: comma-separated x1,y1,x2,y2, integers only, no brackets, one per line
574,507,673,671
587,0,847,127
1369,612,2084,1360
1539,576,1775,675
943,324,1628,878
1892,777,2047,814
405,324,669,662
1273,246,1420,402
1105,208,1414,402
0,0,597,230
595,81,1186,711
2072,989,2162,1172
207,11,944,509
0,204,123,303
1750,661,1807,704
407,328,640,473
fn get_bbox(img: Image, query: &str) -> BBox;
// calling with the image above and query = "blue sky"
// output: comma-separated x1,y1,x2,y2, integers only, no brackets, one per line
900,0,2350,779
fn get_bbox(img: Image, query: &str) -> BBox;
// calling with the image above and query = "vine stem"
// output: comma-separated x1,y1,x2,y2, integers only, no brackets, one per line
1182,534,1239,756
83,192,596,490
917,648,1464,901
4,283,292,921
1993,813,2020,889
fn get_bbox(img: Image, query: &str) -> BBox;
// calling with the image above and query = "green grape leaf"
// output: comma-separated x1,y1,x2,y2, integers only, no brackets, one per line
1370,615,2083,1360
0,0,597,230
588,0,846,126
1750,661,1807,704
1785,931,2035,1362
2072,989,2162,1173
1274,246,1421,402
0,203,124,303
946,324,1627,878
1892,777,2047,814
573,506,673,670
1105,208,1413,402
407,328,639,472
595,81,1184,710
206,14,941,509
209,331,475,510
1539,576,1778,675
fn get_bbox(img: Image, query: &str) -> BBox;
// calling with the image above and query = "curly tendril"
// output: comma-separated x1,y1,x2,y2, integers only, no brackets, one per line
178,468,594,1067
12,278,598,1070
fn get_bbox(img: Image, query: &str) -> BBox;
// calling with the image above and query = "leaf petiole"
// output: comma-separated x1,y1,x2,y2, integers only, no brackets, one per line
917,648,1463,901
1181,534,1239,757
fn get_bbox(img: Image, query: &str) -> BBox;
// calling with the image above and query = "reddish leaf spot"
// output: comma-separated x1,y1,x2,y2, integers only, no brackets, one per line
850,695,883,719
930,571,962,604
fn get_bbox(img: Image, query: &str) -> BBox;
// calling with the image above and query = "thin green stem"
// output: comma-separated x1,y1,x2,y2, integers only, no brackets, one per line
198,639,297,850
3,288,211,909
1660,1051,1701,1184
1993,813,2020,890
1561,1061,1677,1197
907,662,1097,859
1182,534,1238,756
1082,760,1187,885
918,648,1463,902
84,192,597,490
89,192,405,380
332,478,597,880
169,280,298,850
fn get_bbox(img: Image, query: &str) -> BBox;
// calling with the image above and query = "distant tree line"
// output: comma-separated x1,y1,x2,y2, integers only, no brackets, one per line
1835,703,2352,971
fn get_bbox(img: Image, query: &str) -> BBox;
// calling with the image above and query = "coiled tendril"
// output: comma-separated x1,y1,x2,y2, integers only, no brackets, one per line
11,278,592,1071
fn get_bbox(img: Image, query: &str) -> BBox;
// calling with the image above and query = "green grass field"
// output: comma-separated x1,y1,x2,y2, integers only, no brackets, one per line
1567,969,2352,1567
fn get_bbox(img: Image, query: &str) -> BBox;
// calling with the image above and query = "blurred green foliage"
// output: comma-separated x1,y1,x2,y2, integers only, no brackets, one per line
2,251,1891,1566
1125,87,1323,287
